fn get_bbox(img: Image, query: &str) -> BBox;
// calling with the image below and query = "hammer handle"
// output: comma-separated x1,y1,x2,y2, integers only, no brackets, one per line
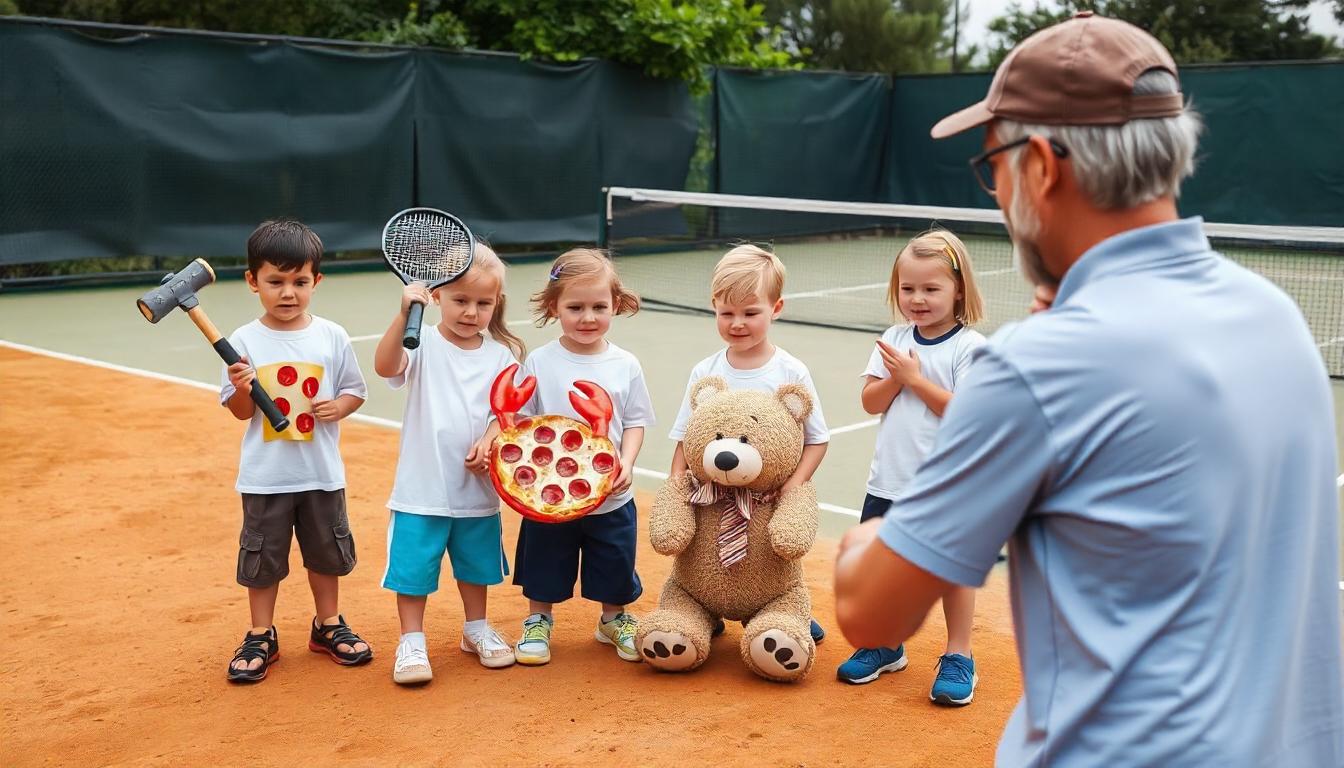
186,306,291,432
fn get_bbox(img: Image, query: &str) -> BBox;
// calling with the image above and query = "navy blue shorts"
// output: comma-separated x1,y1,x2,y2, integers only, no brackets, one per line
512,498,642,605
860,493,894,523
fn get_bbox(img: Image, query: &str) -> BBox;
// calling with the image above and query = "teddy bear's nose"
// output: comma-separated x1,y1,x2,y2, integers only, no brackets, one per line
714,451,739,471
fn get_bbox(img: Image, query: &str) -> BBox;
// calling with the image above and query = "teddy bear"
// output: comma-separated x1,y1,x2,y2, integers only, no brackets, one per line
636,376,819,682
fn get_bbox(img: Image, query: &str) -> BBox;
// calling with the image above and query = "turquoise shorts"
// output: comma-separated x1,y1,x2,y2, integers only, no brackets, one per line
382,511,509,595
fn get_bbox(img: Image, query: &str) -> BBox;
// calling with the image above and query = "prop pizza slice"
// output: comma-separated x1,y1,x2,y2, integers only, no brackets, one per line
488,364,620,523
256,361,324,442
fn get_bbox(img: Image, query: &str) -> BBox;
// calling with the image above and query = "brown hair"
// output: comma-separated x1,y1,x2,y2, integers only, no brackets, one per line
887,229,985,326
531,248,640,326
710,244,786,305
246,219,323,275
448,240,526,360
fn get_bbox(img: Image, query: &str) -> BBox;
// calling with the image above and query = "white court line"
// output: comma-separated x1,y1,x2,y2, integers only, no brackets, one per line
0,339,869,519
830,418,880,435
1321,337,1344,350
781,268,1019,303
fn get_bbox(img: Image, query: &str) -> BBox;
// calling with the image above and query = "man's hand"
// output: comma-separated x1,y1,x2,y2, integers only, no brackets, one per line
1029,283,1058,314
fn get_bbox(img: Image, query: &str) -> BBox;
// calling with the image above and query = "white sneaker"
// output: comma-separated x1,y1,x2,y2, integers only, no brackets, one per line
393,639,433,685
461,624,516,669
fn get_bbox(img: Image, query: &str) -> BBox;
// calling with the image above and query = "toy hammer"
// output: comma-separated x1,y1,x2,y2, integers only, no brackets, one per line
135,258,290,432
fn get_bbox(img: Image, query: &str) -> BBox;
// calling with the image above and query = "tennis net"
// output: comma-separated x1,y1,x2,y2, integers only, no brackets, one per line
601,187,1344,378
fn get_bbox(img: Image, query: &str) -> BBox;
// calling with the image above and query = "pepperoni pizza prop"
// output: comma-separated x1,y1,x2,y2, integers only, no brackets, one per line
257,362,324,442
489,364,619,523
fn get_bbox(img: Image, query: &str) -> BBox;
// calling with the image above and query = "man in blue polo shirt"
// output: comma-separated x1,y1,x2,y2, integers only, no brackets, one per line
833,13,1343,767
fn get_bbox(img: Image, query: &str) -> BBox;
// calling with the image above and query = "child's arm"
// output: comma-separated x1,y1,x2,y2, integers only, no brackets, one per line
669,441,689,476
373,284,431,378
465,420,502,476
611,426,644,494
780,443,827,496
878,341,953,417
315,329,368,422
224,357,257,421
861,375,903,415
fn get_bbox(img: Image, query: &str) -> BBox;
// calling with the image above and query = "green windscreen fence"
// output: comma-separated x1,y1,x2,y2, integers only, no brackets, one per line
1,17,1341,271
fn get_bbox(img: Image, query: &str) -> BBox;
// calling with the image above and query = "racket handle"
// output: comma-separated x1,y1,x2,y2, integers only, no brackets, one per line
213,339,291,432
403,300,425,350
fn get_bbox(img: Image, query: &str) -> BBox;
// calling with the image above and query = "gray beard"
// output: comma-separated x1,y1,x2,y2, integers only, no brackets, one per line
1004,172,1056,289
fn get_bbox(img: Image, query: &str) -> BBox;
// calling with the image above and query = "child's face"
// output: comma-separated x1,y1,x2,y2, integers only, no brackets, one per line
556,278,613,347
246,261,321,327
896,256,960,331
714,295,783,353
435,268,499,342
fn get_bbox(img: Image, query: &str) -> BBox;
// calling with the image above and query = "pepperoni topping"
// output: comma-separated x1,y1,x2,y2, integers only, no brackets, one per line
569,479,591,499
531,446,553,466
541,484,564,505
302,376,319,399
276,365,298,387
499,443,523,463
275,397,291,416
516,418,533,431
533,425,556,444
514,465,537,487
296,413,315,433
561,429,584,451
592,452,615,474
555,456,579,478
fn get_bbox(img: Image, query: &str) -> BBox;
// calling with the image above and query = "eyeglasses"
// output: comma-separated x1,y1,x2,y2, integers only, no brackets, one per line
968,137,1070,196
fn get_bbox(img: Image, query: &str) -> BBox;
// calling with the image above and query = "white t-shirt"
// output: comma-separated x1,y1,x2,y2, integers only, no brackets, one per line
864,323,985,500
219,316,367,494
519,340,655,515
670,347,829,445
385,330,517,517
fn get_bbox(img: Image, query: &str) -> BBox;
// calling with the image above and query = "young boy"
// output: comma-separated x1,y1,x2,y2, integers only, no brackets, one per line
668,244,829,643
220,219,372,683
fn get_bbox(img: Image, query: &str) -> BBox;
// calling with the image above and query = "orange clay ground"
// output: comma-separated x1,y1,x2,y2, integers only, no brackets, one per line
0,346,1020,767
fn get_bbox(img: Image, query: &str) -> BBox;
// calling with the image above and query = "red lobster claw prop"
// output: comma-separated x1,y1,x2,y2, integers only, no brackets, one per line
490,363,536,430
569,380,613,438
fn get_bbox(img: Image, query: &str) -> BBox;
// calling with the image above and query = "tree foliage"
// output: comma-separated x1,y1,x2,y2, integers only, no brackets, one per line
762,0,957,73
985,0,1338,68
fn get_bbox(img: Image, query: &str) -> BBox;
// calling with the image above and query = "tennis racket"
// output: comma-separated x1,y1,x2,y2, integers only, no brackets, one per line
381,207,475,350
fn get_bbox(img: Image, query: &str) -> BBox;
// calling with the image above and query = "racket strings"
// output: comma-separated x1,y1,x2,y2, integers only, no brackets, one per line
384,212,473,284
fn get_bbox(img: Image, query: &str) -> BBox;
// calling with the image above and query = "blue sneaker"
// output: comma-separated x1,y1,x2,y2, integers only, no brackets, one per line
836,645,907,684
809,618,825,645
930,653,977,706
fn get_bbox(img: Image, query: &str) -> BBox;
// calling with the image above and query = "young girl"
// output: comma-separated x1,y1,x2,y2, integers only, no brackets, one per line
837,230,987,707
511,248,654,665
373,241,526,685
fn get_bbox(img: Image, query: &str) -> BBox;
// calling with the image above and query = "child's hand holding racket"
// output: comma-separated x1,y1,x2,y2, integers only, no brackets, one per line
401,283,433,316
227,356,256,395
877,340,921,385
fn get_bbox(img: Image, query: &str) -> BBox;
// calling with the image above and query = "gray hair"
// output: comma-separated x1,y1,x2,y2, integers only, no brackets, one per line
996,70,1203,209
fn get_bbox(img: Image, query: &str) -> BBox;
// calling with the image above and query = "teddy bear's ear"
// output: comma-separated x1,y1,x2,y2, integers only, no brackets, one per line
775,383,812,424
689,376,729,411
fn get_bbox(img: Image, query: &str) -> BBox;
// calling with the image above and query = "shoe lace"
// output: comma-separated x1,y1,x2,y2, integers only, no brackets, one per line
470,625,511,654
613,612,638,642
520,616,551,645
395,644,429,671
935,654,973,684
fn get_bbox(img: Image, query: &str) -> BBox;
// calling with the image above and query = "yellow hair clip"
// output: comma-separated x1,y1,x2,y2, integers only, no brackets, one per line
942,242,961,273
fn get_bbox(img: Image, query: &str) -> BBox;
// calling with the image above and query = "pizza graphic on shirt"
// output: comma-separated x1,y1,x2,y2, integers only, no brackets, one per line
256,362,324,442
488,364,620,523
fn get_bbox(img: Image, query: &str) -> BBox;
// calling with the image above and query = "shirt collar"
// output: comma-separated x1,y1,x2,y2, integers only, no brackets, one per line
1053,217,1212,307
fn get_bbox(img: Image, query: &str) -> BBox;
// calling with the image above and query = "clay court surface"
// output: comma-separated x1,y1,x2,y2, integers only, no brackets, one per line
0,345,1022,766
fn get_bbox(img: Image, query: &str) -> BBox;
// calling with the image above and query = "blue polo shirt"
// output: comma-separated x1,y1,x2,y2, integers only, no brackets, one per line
878,218,1343,766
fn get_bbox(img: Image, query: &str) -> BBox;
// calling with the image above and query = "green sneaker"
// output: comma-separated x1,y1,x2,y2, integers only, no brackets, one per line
516,613,553,666
595,612,641,662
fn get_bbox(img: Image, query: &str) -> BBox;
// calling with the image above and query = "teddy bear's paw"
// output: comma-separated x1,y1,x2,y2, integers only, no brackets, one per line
749,629,811,680
639,630,700,672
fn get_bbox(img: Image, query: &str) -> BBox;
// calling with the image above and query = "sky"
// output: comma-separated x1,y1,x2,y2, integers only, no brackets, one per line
955,0,1344,63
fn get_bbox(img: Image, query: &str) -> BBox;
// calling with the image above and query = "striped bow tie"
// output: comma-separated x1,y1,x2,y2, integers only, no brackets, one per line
688,478,758,569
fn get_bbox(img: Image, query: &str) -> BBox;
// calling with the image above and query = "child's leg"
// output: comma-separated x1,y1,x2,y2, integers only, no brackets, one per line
942,586,975,657
581,501,643,662
306,571,370,656
232,493,294,676
459,581,487,621
447,516,514,667
247,583,280,631
398,593,429,634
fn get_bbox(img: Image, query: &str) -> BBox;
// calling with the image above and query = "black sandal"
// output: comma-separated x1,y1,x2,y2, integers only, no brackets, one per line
227,627,279,683
308,615,373,666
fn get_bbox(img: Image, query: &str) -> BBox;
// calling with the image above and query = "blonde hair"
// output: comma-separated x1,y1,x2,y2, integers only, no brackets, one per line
460,240,526,360
887,230,985,326
710,244,787,305
531,247,640,326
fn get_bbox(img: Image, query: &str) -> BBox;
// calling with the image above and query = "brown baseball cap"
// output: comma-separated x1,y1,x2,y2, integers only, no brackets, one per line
931,12,1183,139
